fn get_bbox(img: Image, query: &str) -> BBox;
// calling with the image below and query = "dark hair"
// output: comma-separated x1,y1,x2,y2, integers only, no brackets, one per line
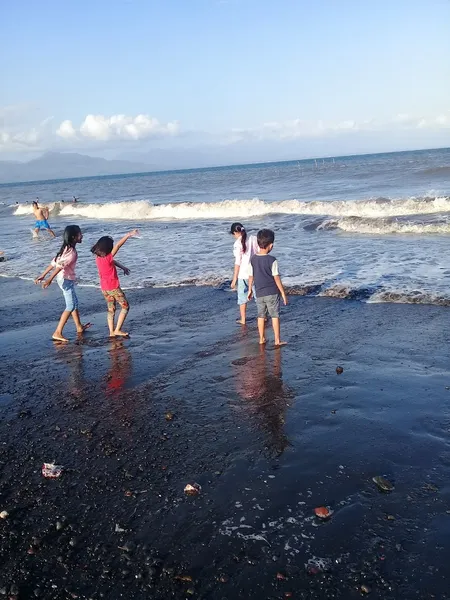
32,201,38,207
257,228,275,249
55,225,82,260
230,222,247,254
91,236,114,257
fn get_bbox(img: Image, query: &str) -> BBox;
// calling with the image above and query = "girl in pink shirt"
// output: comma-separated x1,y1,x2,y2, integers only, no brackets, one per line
91,229,138,337
35,225,91,342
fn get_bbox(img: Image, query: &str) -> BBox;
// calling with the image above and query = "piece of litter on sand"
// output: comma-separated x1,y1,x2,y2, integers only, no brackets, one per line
0,511,9,519
115,524,126,533
372,475,394,492
42,463,64,479
314,506,333,520
184,483,201,496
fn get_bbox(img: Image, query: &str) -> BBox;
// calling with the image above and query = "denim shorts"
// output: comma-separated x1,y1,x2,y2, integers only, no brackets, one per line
57,277,78,312
256,294,280,318
237,278,256,305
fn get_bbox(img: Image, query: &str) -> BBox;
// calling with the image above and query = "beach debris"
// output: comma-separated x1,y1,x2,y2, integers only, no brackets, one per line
184,483,201,496
386,514,395,521
372,476,394,492
276,572,287,581
360,584,371,594
0,510,8,520
285,594,293,598
336,366,344,375
314,506,333,520
331,409,337,414
42,463,64,479
115,524,126,533
165,412,175,421
422,482,438,492
217,574,229,583
174,574,193,583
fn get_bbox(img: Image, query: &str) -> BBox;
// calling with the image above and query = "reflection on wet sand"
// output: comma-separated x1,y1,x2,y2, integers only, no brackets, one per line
106,339,132,395
233,346,292,456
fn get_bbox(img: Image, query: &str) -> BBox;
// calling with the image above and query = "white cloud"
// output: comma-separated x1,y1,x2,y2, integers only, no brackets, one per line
0,111,180,154
230,112,450,142
59,114,180,142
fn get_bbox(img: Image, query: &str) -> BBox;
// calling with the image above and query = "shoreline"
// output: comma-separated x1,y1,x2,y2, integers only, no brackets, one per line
1,277,450,599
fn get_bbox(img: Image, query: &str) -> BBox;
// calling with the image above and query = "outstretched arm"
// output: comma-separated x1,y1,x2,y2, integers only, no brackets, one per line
35,263,56,284
114,260,130,275
111,229,139,257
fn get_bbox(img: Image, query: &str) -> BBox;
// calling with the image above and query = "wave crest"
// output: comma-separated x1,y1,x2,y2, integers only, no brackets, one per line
12,195,450,221
314,216,450,235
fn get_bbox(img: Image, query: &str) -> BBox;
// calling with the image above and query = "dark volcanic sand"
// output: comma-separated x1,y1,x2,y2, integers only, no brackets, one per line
1,278,450,599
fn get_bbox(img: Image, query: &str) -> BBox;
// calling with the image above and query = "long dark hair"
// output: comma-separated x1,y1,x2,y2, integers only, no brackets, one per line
91,236,114,257
55,225,81,260
230,222,247,254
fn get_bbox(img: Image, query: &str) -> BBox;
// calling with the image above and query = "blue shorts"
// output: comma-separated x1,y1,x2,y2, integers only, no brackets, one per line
57,278,78,312
237,278,256,305
35,220,50,230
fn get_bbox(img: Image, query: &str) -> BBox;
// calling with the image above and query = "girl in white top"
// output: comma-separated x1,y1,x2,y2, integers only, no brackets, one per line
230,222,259,325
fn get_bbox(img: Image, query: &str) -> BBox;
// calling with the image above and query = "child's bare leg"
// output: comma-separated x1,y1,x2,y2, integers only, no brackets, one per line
257,317,266,344
113,292,129,337
52,310,71,342
272,318,287,346
237,303,247,325
107,311,115,336
113,309,129,337
71,309,92,334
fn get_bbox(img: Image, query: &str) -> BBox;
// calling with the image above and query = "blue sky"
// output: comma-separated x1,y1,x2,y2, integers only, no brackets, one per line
1,0,449,165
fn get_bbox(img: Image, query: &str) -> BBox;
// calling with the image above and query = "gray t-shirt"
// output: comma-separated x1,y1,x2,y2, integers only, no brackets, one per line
249,254,279,297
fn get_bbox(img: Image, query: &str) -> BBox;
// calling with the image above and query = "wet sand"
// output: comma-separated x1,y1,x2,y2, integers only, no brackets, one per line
1,278,450,599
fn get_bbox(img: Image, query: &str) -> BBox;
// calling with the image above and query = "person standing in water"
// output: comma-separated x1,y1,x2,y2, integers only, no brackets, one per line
230,222,259,325
34,225,91,342
32,199,56,238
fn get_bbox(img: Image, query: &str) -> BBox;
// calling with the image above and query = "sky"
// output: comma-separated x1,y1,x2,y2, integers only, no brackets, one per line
1,0,450,166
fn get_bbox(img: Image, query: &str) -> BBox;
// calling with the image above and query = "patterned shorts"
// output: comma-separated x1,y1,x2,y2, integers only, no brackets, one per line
102,287,129,313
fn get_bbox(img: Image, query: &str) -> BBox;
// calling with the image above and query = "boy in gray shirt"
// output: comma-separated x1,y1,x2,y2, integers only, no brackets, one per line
248,229,288,346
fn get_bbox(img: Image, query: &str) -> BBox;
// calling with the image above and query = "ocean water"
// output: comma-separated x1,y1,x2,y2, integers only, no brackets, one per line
1,147,450,305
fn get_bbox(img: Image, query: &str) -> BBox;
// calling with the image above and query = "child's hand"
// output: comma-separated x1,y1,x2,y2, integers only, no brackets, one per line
42,280,52,289
34,276,44,285
123,267,130,275
129,229,139,238
231,279,237,289
248,291,253,301
282,293,288,305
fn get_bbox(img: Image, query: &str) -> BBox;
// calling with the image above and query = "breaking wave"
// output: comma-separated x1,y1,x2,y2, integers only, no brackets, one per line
313,216,450,235
12,195,450,221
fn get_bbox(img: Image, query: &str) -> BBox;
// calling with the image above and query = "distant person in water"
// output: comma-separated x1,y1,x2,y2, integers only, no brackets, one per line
248,229,288,347
230,222,259,325
34,225,91,342
72,196,78,203
91,229,139,337
32,199,55,238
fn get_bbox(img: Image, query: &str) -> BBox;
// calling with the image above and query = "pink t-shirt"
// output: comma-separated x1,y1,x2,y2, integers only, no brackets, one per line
52,247,78,280
96,254,120,291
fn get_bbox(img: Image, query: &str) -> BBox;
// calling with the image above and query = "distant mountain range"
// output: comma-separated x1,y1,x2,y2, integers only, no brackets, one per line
0,152,155,184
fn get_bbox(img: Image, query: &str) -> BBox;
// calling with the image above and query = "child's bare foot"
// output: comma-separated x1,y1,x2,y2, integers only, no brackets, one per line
274,341,287,347
76,322,92,334
259,338,267,345
52,333,69,343
236,319,246,325
113,330,129,338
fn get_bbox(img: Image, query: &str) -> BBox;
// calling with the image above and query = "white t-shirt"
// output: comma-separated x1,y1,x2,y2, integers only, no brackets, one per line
233,234,259,280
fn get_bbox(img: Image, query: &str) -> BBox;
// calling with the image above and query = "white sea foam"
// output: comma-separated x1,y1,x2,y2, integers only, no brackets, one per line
316,217,450,235
12,195,450,221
